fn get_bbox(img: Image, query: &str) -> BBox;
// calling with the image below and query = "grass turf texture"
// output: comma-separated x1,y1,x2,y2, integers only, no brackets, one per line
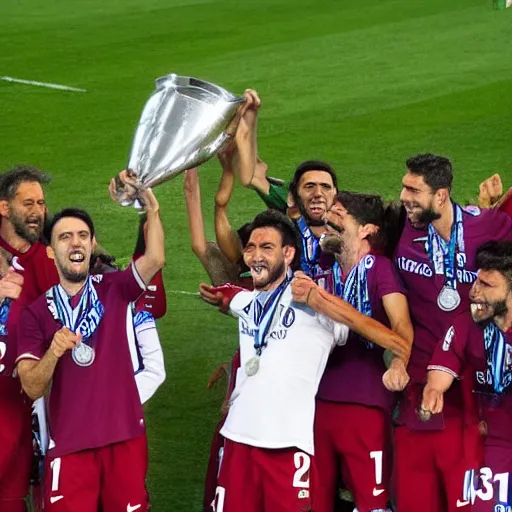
1,0,511,508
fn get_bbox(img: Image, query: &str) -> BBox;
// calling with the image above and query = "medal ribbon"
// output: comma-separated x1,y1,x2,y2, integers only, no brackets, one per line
251,277,291,356
46,277,104,342
426,203,465,290
484,322,512,394
0,299,12,336
332,256,372,317
296,216,321,277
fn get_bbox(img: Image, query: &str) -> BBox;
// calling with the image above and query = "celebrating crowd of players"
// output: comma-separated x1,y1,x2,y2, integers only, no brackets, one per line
0,85,511,512
191,90,512,512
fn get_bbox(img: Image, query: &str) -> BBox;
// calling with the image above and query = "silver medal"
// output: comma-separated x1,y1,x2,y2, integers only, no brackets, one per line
72,343,95,367
437,286,461,312
245,356,260,377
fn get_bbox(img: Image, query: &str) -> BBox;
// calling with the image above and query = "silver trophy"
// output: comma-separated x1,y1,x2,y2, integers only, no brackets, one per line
119,73,244,206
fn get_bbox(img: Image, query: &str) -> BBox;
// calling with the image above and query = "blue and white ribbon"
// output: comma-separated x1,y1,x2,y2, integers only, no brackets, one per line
426,203,465,290
484,322,512,394
46,278,104,342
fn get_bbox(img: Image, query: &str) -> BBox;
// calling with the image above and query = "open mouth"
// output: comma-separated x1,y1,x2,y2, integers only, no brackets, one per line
69,252,85,264
251,264,267,277
470,302,487,316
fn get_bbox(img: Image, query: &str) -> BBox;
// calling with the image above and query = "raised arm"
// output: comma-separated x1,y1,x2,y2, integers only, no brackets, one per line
215,142,244,265
292,273,411,362
132,188,165,286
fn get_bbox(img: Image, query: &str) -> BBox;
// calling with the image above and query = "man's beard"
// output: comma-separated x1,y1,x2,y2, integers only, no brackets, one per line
320,232,343,255
403,201,440,228
254,260,286,290
60,267,89,283
471,299,508,325
9,211,43,244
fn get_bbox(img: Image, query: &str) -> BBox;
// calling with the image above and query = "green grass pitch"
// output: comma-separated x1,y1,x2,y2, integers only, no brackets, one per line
0,0,511,509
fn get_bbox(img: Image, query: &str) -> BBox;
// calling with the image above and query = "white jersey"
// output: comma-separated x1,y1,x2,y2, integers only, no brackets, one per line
221,285,348,455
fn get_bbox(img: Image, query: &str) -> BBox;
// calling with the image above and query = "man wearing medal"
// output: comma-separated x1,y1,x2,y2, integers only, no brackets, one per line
15,184,165,511
393,154,512,512
421,240,512,511
300,191,413,512
202,209,350,512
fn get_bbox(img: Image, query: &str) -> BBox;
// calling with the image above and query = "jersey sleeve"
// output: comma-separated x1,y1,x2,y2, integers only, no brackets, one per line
228,290,253,319
16,307,47,362
133,311,165,404
107,262,146,303
374,256,406,299
485,208,512,240
427,315,469,378
254,179,289,212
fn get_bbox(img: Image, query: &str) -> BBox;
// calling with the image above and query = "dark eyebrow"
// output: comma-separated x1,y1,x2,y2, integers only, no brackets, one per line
326,221,342,233
304,180,332,187
402,182,420,193
478,277,493,287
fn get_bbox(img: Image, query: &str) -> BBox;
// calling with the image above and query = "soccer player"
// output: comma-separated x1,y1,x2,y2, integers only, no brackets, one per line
422,240,512,511
0,166,58,512
16,186,164,511
312,191,413,512
393,154,512,512
202,209,350,512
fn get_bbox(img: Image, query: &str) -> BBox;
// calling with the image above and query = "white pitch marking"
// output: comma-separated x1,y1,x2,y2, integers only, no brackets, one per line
167,290,199,296
0,76,87,93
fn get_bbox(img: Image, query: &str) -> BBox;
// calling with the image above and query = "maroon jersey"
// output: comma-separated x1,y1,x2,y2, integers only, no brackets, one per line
429,313,512,448
395,207,511,427
0,237,58,377
16,265,146,458
317,255,405,413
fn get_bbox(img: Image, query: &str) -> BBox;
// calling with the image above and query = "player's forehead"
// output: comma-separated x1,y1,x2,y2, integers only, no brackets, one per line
401,171,429,192
477,269,508,288
53,217,91,237
14,181,44,201
247,226,282,246
298,170,334,188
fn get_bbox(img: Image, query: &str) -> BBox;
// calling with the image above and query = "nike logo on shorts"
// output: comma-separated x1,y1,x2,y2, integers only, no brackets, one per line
127,504,142,512
456,499,470,508
372,487,385,497
50,495,64,504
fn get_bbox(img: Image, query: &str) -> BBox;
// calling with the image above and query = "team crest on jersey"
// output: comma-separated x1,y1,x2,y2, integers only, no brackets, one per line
297,490,309,499
281,307,296,328
91,274,104,283
463,205,481,216
363,255,375,269
442,326,455,351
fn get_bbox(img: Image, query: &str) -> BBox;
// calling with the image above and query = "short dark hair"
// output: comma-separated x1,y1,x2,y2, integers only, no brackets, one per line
337,191,387,253
0,165,51,201
49,208,95,241
406,154,453,193
476,241,512,287
245,210,301,271
289,160,338,204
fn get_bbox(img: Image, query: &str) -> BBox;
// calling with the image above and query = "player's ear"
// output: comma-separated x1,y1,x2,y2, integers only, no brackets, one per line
283,245,296,267
92,236,98,251
46,245,55,260
436,188,449,207
359,223,378,240
0,200,9,218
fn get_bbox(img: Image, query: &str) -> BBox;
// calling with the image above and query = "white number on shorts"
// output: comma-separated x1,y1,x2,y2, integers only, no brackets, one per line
50,457,62,492
292,452,310,488
462,467,511,505
213,486,225,512
370,450,383,486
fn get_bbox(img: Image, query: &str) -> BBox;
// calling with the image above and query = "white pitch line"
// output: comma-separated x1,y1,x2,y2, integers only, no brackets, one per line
167,290,199,296
0,76,87,93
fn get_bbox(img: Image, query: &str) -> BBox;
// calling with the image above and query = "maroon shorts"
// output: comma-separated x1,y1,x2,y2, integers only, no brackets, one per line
0,377,33,510
314,400,391,512
215,439,315,512
467,444,512,512
45,434,149,511
204,419,226,512
394,420,483,512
